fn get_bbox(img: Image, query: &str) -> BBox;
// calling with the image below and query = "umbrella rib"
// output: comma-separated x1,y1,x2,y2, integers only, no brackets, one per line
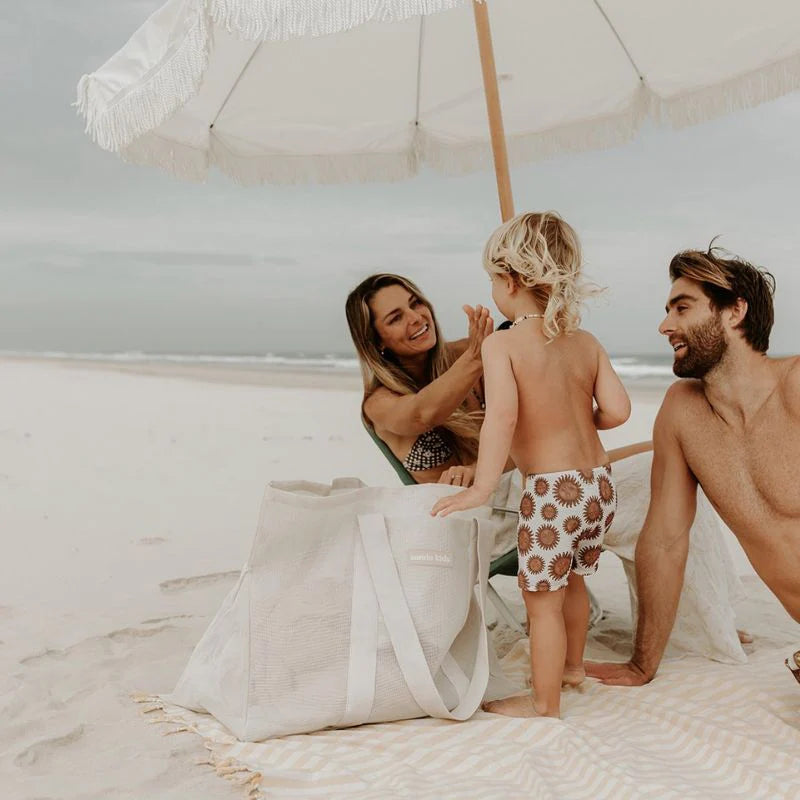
414,16,425,125
209,41,262,130
592,0,644,83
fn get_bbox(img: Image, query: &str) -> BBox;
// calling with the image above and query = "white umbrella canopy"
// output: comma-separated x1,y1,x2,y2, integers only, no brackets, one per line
77,0,800,189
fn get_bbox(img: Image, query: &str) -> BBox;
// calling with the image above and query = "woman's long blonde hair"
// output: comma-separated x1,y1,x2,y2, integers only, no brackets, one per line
345,273,481,462
483,211,601,339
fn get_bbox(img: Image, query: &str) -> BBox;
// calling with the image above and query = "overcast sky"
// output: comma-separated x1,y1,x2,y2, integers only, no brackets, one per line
1,1,798,357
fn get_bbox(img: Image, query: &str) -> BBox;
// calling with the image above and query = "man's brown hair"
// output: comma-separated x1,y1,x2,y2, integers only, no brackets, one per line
668,244,776,353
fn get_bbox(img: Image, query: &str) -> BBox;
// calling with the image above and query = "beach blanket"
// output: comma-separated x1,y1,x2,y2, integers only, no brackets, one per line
140,640,800,799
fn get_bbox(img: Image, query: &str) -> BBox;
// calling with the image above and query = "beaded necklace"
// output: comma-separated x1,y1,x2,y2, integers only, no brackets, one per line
511,313,544,327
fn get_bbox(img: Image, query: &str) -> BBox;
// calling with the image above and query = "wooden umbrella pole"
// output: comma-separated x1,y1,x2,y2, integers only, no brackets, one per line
472,0,514,222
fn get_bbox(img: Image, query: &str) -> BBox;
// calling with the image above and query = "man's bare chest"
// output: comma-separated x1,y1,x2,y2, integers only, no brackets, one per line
680,406,800,524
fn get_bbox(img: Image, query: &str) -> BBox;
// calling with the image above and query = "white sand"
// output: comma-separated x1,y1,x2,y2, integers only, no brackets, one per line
1,358,796,799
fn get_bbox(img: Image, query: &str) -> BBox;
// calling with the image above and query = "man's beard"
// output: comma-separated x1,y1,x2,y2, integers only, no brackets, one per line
673,313,728,379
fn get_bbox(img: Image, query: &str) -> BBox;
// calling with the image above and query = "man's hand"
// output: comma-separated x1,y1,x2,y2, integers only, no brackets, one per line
431,485,492,517
437,464,477,487
463,304,494,362
584,660,652,686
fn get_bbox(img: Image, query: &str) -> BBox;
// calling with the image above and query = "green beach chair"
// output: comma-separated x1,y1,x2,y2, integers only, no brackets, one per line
363,423,603,633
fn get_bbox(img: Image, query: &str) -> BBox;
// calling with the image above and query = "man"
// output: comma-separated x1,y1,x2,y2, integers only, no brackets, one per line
587,246,800,686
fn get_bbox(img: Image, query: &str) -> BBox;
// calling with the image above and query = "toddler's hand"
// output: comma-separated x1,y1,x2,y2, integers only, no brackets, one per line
431,486,491,517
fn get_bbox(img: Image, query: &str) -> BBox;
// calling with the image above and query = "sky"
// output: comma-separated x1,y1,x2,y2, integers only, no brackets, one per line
0,1,798,358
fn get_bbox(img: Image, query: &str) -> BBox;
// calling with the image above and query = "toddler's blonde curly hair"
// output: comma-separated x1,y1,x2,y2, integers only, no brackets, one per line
483,211,601,339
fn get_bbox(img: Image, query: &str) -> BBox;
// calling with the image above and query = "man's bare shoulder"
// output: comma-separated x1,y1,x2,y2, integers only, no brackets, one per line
658,379,706,425
780,355,800,416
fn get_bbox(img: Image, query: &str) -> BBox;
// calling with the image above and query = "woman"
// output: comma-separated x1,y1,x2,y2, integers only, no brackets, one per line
346,272,495,486
345,272,648,486
345,272,749,659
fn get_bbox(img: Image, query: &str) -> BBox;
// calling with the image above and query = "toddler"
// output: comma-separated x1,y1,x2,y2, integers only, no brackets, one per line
432,211,630,718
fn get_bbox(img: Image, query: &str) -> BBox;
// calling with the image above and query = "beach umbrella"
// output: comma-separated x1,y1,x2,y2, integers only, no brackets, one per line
77,0,800,221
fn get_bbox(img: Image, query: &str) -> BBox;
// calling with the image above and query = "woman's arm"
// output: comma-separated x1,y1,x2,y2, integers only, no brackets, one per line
366,306,493,436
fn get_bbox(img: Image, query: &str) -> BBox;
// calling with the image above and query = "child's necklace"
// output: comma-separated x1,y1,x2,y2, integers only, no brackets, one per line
511,313,544,327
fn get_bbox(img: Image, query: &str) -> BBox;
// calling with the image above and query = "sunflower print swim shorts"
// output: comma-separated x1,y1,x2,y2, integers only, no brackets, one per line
516,464,616,592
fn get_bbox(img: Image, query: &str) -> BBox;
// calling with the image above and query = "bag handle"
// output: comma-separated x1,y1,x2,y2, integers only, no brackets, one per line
330,477,367,491
340,533,379,727
356,513,492,721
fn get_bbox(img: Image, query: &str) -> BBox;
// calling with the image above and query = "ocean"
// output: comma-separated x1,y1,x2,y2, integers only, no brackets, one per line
0,350,677,384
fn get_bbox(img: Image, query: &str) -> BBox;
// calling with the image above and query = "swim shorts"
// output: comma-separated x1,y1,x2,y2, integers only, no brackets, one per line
516,464,617,592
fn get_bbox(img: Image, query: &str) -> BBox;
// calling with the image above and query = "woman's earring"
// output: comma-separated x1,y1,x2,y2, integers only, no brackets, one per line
379,347,386,356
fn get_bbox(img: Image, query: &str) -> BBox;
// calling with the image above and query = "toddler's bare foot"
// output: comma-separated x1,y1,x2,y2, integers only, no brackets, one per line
737,629,754,645
562,666,585,687
481,694,558,718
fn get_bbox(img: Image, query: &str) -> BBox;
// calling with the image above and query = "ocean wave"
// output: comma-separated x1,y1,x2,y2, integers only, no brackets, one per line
610,359,674,379
2,350,673,380
0,350,361,372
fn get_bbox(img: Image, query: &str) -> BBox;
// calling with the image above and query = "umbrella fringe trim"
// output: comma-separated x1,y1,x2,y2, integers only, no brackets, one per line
121,136,210,183
75,4,210,153
419,89,651,176
212,147,419,185
209,0,472,41
650,49,800,128
121,134,419,185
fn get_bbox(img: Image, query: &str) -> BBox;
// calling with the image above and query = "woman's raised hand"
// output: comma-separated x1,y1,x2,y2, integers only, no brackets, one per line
463,304,494,361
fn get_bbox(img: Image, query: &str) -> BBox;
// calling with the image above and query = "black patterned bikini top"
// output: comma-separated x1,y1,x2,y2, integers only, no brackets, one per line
402,428,454,472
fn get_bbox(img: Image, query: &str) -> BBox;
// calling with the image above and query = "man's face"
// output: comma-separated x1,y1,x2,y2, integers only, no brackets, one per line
659,277,728,379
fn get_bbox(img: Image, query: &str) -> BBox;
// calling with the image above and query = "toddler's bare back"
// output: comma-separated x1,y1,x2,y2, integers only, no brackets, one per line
503,326,609,475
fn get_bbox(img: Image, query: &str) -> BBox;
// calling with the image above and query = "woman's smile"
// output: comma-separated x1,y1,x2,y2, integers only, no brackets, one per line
408,322,431,342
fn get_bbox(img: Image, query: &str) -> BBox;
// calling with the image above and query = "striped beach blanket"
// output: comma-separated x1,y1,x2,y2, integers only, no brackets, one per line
142,641,800,799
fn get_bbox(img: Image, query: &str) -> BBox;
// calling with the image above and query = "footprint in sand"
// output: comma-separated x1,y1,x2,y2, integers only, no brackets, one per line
20,624,174,666
159,570,240,593
138,536,167,545
14,725,85,769
106,624,174,643
141,614,193,625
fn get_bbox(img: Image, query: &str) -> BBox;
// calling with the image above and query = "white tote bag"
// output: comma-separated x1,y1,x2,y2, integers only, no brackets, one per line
167,478,515,740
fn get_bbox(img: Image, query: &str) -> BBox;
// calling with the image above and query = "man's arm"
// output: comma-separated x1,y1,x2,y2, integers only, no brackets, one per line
586,385,698,685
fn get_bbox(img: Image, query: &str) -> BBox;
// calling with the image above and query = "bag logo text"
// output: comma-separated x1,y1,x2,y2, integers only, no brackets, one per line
408,549,453,567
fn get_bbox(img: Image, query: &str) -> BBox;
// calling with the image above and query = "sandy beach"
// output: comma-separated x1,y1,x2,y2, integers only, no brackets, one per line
2,357,797,799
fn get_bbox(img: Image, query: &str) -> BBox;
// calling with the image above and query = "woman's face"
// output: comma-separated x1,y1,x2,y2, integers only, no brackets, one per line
369,284,436,358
